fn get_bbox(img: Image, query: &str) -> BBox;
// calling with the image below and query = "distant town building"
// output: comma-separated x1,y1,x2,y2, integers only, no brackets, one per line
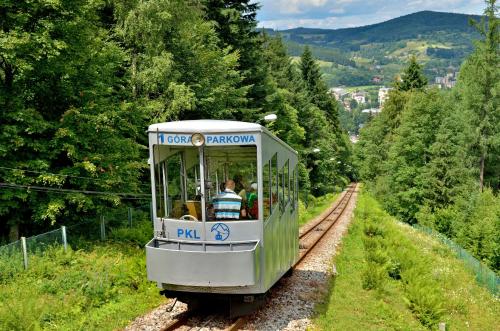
329,87,349,101
372,76,382,83
434,72,458,89
378,87,392,107
351,91,367,104
350,135,359,143
362,108,381,115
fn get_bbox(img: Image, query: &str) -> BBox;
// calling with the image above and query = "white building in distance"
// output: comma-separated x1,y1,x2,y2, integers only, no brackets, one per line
378,87,392,107
329,87,349,101
362,108,381,115
351,91,367,104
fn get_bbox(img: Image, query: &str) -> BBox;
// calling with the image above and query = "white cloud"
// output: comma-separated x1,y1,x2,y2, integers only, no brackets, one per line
257,0,485,29
273,0,330,15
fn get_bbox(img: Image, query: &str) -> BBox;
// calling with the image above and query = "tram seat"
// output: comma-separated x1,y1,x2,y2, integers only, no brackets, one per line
172,200,202,220
172,200,185,219
185,201,202,220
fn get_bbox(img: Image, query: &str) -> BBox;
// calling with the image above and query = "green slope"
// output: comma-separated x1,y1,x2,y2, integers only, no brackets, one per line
312,190,499,330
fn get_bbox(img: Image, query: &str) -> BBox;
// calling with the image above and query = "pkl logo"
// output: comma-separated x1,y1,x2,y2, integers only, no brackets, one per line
210,223,230,241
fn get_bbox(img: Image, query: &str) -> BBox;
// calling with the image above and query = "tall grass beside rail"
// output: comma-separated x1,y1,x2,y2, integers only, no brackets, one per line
312,191,499,330
0,221,165,330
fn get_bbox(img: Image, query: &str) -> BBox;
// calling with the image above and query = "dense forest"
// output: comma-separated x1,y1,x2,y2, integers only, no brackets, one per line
0,0,353,242
355,1,499,272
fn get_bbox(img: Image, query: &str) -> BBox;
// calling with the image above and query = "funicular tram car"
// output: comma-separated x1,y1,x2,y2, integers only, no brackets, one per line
145,120,299,315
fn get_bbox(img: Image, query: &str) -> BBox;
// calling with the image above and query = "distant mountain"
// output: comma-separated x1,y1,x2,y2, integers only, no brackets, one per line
266,11,484,87
273,11,481,50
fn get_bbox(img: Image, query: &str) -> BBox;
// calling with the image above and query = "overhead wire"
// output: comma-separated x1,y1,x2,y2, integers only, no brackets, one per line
0,182,151,200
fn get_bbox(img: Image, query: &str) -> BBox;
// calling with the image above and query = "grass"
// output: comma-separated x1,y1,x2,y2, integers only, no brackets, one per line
299,193,340,227
0,222,166,330
311,190,499,330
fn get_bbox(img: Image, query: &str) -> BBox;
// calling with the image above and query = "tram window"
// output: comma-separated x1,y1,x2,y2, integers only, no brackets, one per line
153,145,200,219
284,160,289,206
279,164,285,212
263,160,271,219
291,166,296,211
271,154,278,212
204,146,257,221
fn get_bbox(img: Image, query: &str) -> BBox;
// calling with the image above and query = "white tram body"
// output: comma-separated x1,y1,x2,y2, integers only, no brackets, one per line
145,120,299,301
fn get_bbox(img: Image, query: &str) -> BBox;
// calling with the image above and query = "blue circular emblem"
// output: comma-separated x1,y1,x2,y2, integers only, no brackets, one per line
211,223,230,241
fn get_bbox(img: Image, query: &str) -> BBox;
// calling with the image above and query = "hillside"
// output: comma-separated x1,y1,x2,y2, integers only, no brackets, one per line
313,191,499,330
268,11,483,87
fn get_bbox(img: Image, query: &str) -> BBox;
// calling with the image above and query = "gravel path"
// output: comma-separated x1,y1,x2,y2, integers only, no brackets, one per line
125,186,359,331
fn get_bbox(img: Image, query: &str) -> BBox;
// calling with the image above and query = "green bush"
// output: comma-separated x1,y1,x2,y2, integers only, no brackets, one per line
109,221,152,246
0,242,164,330
362,262,387,290
403,276,445,328
363,222,385,237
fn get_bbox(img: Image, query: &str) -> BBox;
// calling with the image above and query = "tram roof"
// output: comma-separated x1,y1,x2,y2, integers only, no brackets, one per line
148,120,263,134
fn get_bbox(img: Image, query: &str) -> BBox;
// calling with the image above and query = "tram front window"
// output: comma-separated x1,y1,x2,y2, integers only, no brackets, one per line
153,145,257,221
205,146,257,221
153,145,201,220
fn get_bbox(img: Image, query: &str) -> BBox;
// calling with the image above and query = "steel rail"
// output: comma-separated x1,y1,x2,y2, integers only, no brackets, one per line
298,183,354,240
295,183,356,266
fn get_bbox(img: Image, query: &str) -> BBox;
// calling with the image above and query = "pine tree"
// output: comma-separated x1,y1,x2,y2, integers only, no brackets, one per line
421,105,476,211
398,56,428,91
203,0,268,121
383,89,448,223
299,46,352,193
458,0,499,191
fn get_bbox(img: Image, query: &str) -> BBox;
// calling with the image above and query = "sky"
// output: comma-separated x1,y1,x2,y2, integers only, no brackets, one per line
256,0,485,30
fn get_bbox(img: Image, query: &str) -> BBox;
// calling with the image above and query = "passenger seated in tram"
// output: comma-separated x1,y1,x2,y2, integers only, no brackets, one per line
246,182,258,219
213,180,246,220
233,174,248,207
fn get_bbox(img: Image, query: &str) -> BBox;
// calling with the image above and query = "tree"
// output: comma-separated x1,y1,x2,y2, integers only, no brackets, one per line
397,56,428,91
203,0,268,121
114,0,246,121
0,0,142,239
354,89,408,183
299,46,352,192
383,89,448,223
458,0,499,191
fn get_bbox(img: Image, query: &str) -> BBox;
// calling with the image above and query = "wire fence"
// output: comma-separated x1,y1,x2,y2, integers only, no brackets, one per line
0,204,152,277
413,224,499,296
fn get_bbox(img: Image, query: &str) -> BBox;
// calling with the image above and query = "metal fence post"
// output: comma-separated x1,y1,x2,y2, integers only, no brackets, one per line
128,207,132,228
100,215,106,241
21,236,28,270
61,226,67,252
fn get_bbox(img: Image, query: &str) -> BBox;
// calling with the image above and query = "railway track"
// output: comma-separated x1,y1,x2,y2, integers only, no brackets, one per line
161,183,357,331
296,183,356,266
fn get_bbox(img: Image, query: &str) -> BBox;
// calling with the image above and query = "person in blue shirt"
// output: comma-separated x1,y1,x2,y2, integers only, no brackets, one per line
213,180,246,220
